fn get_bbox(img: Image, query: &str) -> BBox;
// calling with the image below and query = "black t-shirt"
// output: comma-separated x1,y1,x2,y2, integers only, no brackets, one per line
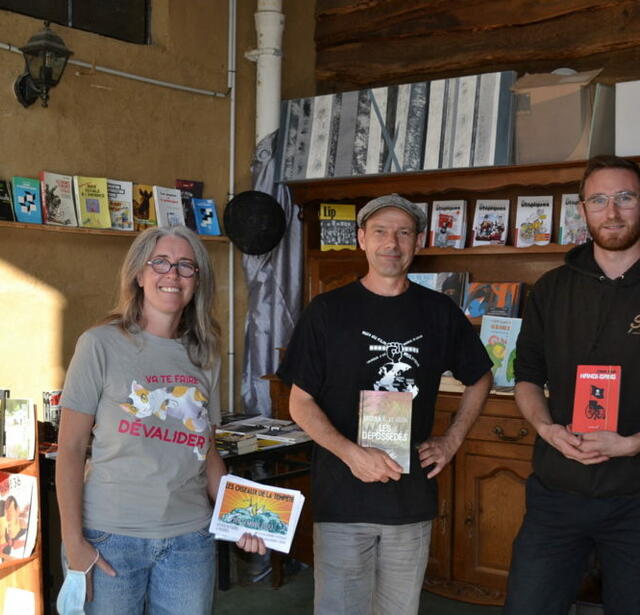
277,281,492,524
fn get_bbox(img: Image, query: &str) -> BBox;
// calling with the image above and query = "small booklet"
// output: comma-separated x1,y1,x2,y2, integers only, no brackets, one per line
572,365,621,433
357,390,413,473
210,474,305,554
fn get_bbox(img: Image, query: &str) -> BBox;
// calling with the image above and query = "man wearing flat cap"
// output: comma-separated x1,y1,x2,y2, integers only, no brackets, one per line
278,194,492,615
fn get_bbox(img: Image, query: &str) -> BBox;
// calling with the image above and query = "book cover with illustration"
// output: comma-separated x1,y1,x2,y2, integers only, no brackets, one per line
357,390,413,473
319,203,357,251
463,281,523,325
73,176,111,228
153,186,185,228
0,472,38,563
572,365,620,433
479,316,522,389
210,474,305,554
192,198,221,235
39,171,77,226
107,179,134,231
471,199,509,246
176,179,203,232
11,177,42,224
429,200,467,248
133,183,157,232
0,180,14,222
408,272,468,307
514,195,553,247
559,193,590,246
3,399,35,460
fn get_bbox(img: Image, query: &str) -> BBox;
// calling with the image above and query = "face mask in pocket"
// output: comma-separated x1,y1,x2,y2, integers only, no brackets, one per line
56,550,99,615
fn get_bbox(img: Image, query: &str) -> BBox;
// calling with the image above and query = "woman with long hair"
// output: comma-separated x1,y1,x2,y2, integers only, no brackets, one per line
56,226,263,614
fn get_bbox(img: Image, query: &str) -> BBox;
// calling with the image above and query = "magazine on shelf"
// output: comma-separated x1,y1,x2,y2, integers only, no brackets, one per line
428,200,467,248
107,179,134,231
3,399,35,460
463,282,524,325
0,471,38,563
319,203,357,251
39,171,77,226
514,195,553,247
571,365,620,434
357,390,413,473
210,474,305,554
471,199,509,246
408,272,468,307
559,193,590,246
479,316,522,389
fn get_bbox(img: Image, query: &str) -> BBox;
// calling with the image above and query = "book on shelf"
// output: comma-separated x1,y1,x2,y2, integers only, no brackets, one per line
42,390,63,430
471,199,509,246
408,272,469,308
319,203,357,251
514,195,553,247
176,179,203,232
192,198,221,235
133,183,157,232
215,431,258,456
357,390,413,473
479,315,522,389
0,389,8,456
3,399,35,460
11,177,42,224
107,179,134,231
429,200,467,248
39,171,78,226
463,281,524,325
210,474,305,554
153,186,185,228
0,180,13,222
559,193,590,246
571,365,620,434
73,176,111,228
0,471,38,564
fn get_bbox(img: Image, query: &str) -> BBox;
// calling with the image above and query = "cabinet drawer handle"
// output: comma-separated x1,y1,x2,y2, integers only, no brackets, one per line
493,426,529,442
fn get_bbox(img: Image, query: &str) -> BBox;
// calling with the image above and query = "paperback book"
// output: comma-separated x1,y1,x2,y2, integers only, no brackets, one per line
471,199,509,246
40,171,77,226
319,203,357,251
210,474,305,554
11,177,42,224
357,390,413,473
73,176,111,228
192,198,221,235
0,472,38,563
559,193,590,246
215,431,258,456
0,180,14,222
463,281,523,325
479,316,522,389
3,399,35,460
176,179,203,232
408,272,469,307
514,195,553,247
429,200,467,248
572,365,620,433
153,186,185,228
107,179,134,231
133,184,157,231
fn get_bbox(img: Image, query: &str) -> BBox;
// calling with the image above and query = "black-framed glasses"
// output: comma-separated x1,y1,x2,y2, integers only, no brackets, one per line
146,257,199,278
582,191,640,212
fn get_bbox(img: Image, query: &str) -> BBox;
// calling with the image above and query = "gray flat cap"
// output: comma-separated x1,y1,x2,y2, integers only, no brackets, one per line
357,193,427,233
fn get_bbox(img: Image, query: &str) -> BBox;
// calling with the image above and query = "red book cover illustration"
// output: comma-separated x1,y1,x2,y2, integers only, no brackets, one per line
571,365,621,433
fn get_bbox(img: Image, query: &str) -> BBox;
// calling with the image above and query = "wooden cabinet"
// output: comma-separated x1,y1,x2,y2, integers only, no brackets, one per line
286,159,626,605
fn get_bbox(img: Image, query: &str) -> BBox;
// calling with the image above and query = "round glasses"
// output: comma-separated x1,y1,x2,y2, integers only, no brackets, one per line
146,257,199,278
582,191,639,213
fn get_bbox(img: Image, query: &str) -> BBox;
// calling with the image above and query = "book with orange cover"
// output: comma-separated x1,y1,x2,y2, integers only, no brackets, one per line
571,365,621,433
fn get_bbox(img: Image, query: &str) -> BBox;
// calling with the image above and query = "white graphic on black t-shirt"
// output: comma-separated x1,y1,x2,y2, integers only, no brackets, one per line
362,331,422,398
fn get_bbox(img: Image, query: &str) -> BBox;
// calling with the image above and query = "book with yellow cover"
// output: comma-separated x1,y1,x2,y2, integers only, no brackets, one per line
73,176,111,228
319,203,357,251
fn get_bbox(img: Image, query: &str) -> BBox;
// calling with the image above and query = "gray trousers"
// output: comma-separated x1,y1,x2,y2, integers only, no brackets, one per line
313,521,432,615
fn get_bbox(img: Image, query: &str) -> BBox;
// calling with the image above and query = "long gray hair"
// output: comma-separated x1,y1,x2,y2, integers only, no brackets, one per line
103,225,221,368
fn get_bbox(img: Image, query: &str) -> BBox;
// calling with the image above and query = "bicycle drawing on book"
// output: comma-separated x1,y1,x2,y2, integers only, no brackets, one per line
585,385,606,421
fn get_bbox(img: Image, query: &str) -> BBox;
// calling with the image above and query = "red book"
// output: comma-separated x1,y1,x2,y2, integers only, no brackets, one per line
571,365,621,433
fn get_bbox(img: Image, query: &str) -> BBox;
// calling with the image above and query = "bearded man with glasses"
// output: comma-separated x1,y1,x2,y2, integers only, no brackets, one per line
504,155,640,615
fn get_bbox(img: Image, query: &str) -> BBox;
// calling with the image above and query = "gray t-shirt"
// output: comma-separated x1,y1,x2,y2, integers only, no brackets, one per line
61,324,221,538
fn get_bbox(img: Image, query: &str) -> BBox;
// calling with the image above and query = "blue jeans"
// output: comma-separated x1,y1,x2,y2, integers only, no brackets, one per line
504,475,640,615
313,521,432,615
76,527,216,615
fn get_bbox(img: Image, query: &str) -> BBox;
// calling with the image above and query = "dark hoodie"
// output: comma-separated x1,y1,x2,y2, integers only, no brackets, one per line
515,241,640,497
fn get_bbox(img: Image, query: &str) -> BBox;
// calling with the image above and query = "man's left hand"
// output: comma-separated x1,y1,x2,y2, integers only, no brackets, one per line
418,435,458,479
578,430,640,462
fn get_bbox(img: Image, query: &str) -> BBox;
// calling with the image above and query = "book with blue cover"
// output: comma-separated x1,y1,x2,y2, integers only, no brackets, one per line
192,198,221,235
11,177,42,224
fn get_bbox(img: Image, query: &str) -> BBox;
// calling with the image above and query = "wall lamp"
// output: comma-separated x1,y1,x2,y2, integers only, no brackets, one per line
14,21,73,108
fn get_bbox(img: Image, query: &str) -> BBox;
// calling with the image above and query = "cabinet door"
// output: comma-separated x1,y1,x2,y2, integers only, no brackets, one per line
453,438,532,600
